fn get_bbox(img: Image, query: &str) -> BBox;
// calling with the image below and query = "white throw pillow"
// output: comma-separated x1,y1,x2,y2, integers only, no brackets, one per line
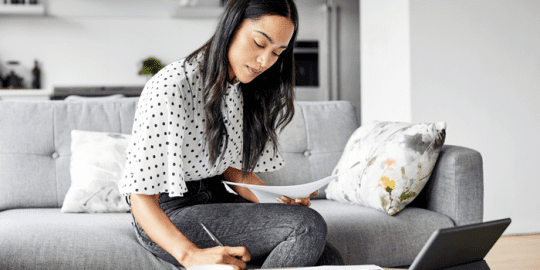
61,130,131,213
325,121,446,215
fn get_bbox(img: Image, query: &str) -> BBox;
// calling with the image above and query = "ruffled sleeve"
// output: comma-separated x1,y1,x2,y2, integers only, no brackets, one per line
253,141,285,173
119,73,189,197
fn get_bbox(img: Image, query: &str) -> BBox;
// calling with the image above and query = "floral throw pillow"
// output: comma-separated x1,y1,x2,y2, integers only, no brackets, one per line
61,130,131,213
325,121,446,215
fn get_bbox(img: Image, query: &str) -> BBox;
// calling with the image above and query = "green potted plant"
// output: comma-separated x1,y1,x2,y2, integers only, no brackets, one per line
138,57,164,77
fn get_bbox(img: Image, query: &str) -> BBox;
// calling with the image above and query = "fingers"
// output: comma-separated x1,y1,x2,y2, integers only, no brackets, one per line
277,195,313,207
185,246,250,270
226,246,251,262
221,246,249,270
276,190,319,206
277,195,293,204
294,197,311,207
308,189,319,198
223,256,246,270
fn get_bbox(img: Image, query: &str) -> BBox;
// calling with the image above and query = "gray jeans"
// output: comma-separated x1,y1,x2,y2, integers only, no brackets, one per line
131,175,344,268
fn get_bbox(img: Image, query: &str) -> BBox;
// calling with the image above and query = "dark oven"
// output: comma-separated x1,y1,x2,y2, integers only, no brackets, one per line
294,41,319,87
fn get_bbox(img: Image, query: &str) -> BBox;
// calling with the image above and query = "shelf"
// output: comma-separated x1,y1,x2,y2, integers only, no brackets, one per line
0,88,49,94
0,88,52,101
171,6,223,19
0,3,46,16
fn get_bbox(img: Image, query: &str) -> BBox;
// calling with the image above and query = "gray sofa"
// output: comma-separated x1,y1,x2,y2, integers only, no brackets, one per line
0,97,483,269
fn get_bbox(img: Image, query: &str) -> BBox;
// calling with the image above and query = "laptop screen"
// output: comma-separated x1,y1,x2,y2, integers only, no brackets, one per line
409,218,511,270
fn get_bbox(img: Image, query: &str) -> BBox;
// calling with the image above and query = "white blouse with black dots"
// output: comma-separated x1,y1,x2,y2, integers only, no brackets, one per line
119,56,285,197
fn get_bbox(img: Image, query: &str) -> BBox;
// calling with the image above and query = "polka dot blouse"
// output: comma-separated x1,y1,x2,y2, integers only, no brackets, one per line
119,55,285,197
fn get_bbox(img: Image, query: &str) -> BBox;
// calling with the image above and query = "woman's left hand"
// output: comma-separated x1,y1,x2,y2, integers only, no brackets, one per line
277,190,319,207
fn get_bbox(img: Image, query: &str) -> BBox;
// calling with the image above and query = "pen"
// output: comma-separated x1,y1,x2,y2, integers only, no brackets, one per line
200,222,224,246
201,222,245,261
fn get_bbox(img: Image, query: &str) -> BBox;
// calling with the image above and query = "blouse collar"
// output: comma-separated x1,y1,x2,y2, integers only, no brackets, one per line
230,77,240,87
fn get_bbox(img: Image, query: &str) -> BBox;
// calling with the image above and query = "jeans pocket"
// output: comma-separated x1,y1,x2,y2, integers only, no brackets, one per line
160,192,211,215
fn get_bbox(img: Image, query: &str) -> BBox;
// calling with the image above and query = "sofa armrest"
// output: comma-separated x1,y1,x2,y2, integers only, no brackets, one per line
412,145,484,226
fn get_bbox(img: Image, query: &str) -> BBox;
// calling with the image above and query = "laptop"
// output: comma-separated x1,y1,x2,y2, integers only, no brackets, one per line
407,218,512,270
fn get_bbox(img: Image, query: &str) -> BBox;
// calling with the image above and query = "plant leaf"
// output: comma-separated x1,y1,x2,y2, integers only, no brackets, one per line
381,196,389,209
399,191,418,202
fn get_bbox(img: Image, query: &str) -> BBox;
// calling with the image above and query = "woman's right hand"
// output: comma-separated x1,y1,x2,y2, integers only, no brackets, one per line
131,194,250,270
179,245,251,270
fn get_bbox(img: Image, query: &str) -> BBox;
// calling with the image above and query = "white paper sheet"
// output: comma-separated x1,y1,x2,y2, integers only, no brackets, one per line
223,174,338,203
223,162,360,203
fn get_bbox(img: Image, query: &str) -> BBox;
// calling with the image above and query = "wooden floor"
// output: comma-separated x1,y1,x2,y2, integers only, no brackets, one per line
484,233,540,270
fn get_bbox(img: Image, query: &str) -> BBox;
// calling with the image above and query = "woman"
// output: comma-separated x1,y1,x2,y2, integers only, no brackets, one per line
119,0,343,269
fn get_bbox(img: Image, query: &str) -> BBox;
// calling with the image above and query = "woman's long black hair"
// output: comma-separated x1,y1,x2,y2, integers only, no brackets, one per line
186,0,298,178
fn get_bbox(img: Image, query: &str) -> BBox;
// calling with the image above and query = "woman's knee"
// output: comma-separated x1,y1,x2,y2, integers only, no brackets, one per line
280,205,327,240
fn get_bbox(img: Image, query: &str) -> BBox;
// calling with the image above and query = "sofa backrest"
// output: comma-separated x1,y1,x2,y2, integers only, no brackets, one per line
257,101,359,198
0,98,358,210
0,99,138,211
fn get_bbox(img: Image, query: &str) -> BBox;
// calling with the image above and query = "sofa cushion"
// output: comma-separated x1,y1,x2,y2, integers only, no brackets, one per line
0,208,178,270
310,200,454,267
61,130,131,213
0,204,454,269
325,121,446,215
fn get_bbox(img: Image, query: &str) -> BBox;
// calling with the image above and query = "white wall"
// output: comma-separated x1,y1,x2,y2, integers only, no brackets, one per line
361,0,540,234
410,0,540,235
360,0,411,124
